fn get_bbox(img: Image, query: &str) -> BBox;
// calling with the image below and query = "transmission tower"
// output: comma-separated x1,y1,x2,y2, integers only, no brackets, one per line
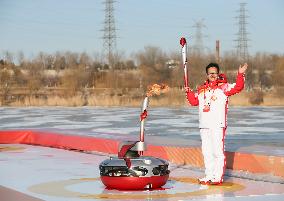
191,19,207,55
235,2,249,61
102,0,117,67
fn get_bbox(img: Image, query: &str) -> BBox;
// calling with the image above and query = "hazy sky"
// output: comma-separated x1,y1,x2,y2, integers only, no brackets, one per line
1,0,284,59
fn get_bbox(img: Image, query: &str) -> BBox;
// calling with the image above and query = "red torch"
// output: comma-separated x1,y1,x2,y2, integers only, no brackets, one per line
180,37,189,88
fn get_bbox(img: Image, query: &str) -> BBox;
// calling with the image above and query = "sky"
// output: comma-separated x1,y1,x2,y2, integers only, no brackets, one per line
0,0,284,60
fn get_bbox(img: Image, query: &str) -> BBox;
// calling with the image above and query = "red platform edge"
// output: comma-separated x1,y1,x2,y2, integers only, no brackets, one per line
0,130,283,179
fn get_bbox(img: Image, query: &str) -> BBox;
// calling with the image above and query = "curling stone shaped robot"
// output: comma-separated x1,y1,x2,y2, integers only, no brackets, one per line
99,97,170,190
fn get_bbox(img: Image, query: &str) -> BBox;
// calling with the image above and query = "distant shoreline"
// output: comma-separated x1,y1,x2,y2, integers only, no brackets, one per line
1,88,283,107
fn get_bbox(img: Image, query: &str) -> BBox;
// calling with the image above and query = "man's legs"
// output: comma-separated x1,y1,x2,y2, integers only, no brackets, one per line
211,127,226,184
200,128,215,182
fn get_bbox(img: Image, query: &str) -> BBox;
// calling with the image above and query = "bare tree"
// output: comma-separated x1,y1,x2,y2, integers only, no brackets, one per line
272,57,284,87
26,58,45,99
60,68,89,97
65,52,79,69
125,60,136,70
0,69,12,105
79,52,92,69
54,52,67,71
3,51,14,64
17,51,25,66
136,46,170,88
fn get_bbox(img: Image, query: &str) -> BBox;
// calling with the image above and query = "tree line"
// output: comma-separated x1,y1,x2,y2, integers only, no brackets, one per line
1,48,284,105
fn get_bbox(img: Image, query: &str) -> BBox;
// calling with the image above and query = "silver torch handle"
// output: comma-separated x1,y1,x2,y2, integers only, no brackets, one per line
140,96,149,142
138,96,149,155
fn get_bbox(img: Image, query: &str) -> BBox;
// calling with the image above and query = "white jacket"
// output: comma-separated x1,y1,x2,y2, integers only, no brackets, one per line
186,73,245,128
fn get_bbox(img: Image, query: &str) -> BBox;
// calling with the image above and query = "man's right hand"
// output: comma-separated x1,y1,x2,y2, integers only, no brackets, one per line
184,87,191,93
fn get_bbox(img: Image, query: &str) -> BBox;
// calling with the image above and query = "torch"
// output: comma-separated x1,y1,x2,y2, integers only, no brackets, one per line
138,84,169,156
180,37,189,88
138,96,149,156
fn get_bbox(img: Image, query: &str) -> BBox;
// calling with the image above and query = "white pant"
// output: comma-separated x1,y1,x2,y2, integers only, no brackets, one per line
200,127,226,182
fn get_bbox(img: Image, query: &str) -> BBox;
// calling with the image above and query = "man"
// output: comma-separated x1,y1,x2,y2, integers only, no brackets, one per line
185,62,248,185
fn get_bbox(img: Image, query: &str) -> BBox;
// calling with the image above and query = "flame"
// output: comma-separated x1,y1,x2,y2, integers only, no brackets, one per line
146,83,170,97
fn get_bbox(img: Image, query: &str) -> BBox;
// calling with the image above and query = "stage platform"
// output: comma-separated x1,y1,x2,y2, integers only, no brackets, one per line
1,130,284,201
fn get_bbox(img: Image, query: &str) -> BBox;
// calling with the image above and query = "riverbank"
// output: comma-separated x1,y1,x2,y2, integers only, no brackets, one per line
1,88,283,107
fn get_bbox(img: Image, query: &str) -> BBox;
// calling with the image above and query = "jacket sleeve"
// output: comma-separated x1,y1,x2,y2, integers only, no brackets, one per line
225,72,245,96
186,89,199,106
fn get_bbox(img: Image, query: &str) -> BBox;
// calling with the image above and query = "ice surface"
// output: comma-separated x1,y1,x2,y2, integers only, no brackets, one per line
0,106,283,155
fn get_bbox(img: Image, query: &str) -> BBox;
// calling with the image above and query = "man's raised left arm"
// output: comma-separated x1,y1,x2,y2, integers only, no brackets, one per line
225,63,248,96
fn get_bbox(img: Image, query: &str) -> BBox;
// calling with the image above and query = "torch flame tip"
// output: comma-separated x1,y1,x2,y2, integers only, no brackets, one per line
146,83,170,97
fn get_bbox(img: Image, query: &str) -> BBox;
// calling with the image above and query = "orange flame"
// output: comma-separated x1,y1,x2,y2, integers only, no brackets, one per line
146,83,170,97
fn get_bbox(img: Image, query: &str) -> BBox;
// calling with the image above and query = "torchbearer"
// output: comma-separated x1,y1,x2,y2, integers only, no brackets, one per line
180,37,248,185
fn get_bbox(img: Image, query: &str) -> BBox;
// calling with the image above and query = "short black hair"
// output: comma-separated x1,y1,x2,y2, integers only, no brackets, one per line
206,63,220,74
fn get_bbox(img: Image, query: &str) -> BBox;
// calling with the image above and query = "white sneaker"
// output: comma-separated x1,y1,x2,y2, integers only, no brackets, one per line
198,177,212,185
209,177,223,185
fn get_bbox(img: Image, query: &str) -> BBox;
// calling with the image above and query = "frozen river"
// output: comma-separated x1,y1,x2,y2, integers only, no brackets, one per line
0,106,284,155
